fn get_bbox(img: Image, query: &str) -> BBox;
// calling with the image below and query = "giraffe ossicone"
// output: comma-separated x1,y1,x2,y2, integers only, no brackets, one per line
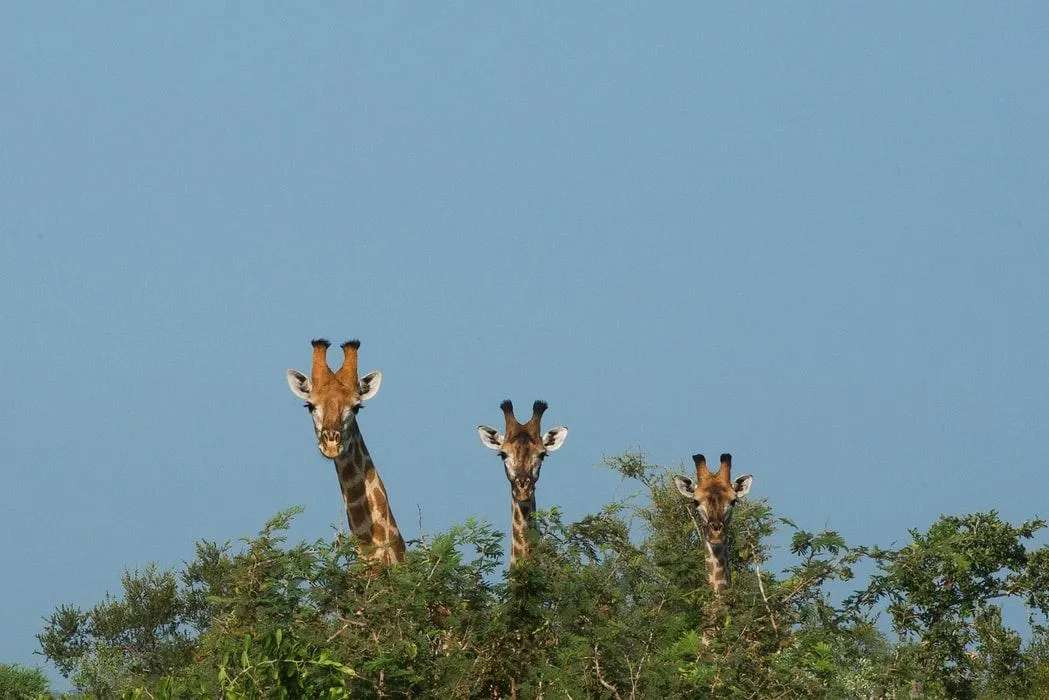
477,399,568,567
286,338,405,566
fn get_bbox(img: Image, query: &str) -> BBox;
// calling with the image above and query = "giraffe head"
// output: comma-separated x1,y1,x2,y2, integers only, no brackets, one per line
286,339,382,459
478,400,568,504
673,454,753,546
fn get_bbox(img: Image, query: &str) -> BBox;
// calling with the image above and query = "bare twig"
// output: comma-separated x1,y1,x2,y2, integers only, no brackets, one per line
416,504,427,545
325,622,351,643
593,645,623,700
684,503,705,544
426,554,443,581
625,629,653,699
335,614,368,628
754,556,779,635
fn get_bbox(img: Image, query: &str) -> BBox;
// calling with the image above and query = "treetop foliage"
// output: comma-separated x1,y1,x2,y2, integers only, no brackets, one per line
0,663,50,699
35,451,1049,699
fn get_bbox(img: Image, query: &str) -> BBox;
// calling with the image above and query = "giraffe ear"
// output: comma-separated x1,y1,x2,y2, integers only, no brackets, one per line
358,370,382,400
673,474,696,500
477,425,504,451
286,370,311,401
733,474,753,498
542,426,568,452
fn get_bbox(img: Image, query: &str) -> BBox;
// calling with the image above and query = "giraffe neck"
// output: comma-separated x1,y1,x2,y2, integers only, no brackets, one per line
333,421,406,565
704,539,729,595
509,495,536,567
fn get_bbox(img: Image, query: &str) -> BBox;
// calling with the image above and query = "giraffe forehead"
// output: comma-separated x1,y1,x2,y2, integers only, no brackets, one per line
504,438,544,466
697,484,734,506
506,429,542,450
313,379,359,406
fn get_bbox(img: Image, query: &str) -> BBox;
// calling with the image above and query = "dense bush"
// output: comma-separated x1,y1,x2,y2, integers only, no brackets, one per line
38,452,1049,698
0,663,50,699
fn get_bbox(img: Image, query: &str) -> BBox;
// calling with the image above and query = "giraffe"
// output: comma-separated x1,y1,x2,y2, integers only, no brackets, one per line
286,339,406,565
673,453,753,595
477,400,568,567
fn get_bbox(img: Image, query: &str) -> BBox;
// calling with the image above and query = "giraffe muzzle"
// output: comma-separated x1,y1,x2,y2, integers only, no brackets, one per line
319,429,342,458
511,479,534,503
706,524,726,545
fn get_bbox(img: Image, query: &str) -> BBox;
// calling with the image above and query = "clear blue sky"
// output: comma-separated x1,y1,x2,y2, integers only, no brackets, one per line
2,4,1047,685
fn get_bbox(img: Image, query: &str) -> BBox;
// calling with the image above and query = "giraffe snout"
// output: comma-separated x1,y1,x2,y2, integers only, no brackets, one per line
706,524,725,544
511,479,533,503
319,429,342,458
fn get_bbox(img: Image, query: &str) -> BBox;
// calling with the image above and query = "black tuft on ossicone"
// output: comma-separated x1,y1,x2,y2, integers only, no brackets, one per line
720,453,732,465
500,399,514,414
692,453,706,465
311,338,331,348
532,400,548,416
340,339,361,350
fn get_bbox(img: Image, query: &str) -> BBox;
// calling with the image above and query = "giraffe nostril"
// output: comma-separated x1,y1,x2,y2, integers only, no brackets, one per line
318,431,343,458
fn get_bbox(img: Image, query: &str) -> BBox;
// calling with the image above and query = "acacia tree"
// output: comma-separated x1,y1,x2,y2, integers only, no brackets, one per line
848,511,1049,699
37,563,195,696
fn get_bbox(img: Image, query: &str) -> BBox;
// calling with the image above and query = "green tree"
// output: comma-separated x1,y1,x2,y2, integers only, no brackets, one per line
0,663,49,699
36,452,1049,699
849,511,1049,699
37,562,196,697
